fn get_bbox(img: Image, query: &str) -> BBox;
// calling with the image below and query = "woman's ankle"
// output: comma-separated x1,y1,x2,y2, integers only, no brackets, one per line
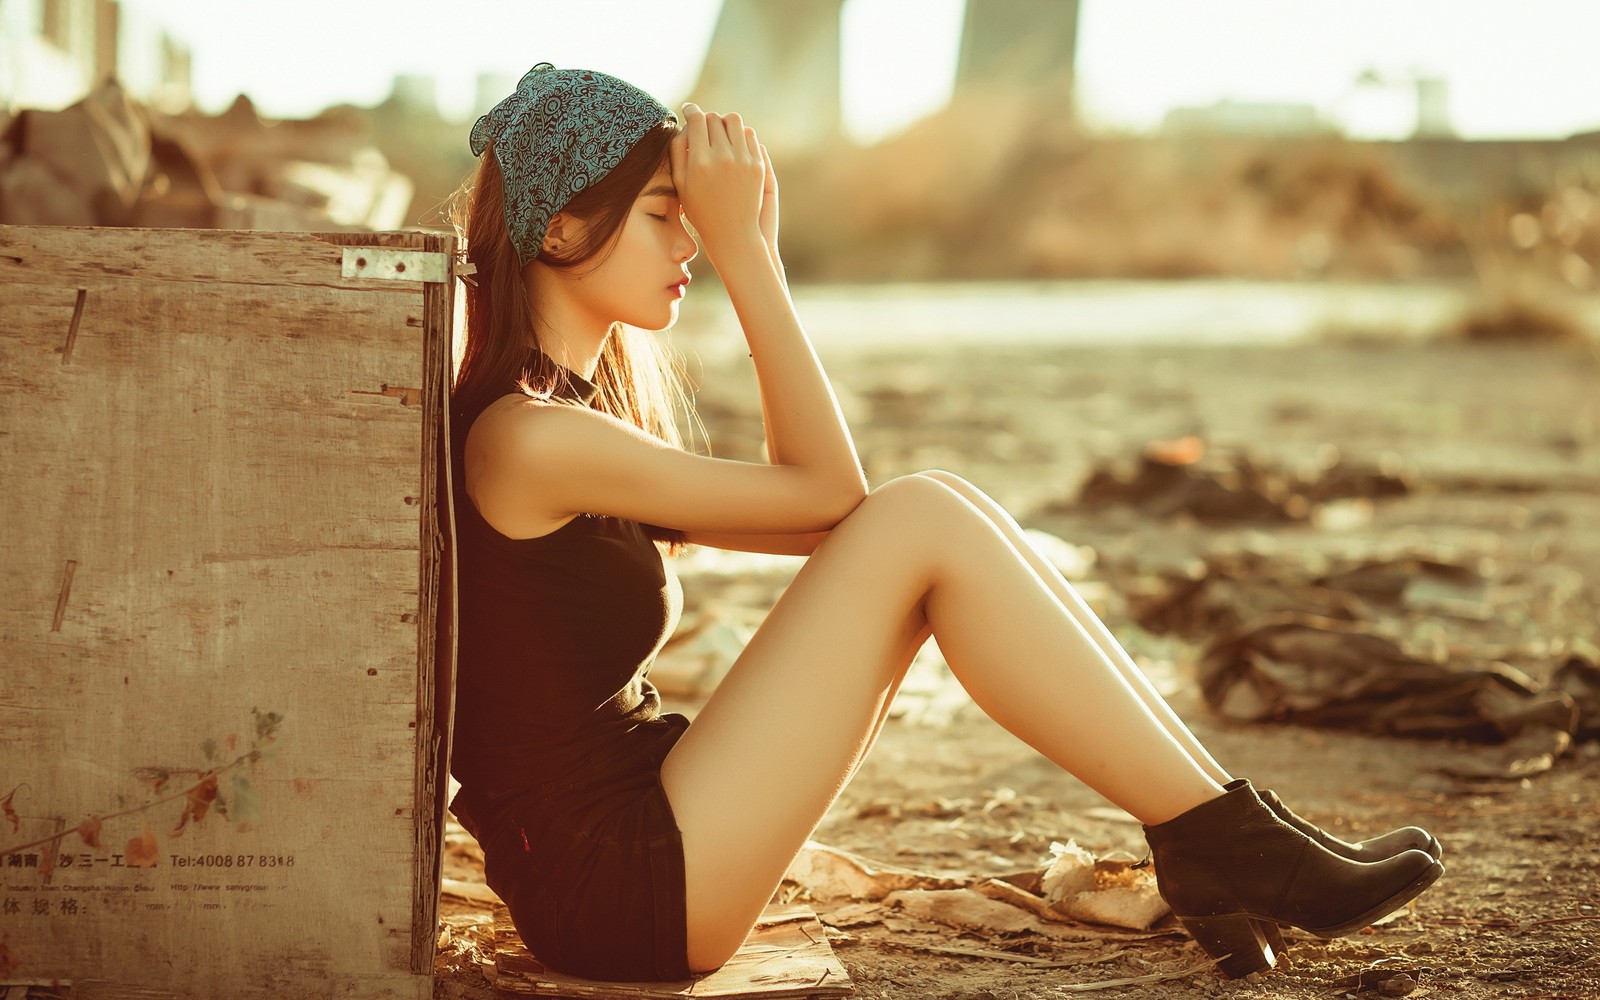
1139,776,1232,826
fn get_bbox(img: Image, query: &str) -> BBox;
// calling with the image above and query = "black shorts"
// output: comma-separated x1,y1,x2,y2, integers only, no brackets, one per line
467,714,693,982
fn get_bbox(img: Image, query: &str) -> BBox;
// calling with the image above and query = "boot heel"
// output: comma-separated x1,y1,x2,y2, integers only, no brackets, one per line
1254,918,1288,955
1176,913,1278,979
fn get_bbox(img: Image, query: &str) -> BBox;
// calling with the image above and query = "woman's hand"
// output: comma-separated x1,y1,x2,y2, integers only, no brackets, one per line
757,141,780,252
672,102,767,264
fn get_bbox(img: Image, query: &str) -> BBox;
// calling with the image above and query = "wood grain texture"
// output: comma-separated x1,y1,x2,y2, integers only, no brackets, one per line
411,231,458,974
0,226,444,291
0,224,454,1000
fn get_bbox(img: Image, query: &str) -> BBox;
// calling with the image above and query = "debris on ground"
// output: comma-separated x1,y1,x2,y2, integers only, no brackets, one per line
1105,529,1598,766
1197,613,1584,743
783,838,1172,942
1126,541,1535,638
782,840,963,902
1328,956,1433,996
1062,436,1413,525
1040,839,1097,902
1434,725,1574,780
884,887,1044,935
1,78,410,231
1129,550,1370,638
1315,550,1510,620
1553,640,1600,740
1037,840,1169,930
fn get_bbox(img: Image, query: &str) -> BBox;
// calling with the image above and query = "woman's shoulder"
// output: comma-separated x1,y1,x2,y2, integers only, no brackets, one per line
464,390,606,467
459,392,594,540
468,390,674,480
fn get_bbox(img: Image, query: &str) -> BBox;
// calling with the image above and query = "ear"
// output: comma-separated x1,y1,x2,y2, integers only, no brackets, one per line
542,211,582,254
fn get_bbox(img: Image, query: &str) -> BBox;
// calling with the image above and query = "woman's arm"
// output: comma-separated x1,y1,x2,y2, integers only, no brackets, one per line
756,141,787,296
752,140,791,467
468,395,861,537
679,528,828,557
724,235,853,478
675,105,863,492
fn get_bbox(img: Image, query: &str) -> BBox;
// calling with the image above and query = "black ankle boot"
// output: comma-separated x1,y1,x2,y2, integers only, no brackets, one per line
1255,785,1441,861
1225,780,1440,963
1143,780,1443,979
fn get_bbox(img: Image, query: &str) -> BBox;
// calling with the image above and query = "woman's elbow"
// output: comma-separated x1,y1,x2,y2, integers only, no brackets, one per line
783,468,867,530
818,475,869,526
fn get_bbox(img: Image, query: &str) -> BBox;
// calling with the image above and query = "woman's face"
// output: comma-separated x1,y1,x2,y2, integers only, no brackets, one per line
561,165,698,332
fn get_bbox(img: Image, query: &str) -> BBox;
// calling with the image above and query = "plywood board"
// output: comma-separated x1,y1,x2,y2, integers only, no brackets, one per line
0,225,457,999
485,903,852,998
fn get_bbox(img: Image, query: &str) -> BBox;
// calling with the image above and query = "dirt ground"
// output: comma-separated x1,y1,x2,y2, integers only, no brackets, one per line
436,333,1600,999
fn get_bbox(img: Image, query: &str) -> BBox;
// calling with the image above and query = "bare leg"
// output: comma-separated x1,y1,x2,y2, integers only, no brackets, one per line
913,470,1234,786
840,619,932,787
661,473,1227,971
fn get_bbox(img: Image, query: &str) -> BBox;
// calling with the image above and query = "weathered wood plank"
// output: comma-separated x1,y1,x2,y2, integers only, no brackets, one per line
413,230,458,973
0,224,453,1000
0,225,451,291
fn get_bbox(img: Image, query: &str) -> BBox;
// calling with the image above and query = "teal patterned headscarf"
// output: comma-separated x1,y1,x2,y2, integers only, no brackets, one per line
469,63,676,267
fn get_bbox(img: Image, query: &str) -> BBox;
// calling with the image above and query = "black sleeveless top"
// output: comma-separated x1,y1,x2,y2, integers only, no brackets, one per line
447,358,684,820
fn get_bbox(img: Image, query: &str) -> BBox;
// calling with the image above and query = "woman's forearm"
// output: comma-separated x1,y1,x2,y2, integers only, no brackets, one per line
766,239,789,295
711,231,864,497
756,239,793,468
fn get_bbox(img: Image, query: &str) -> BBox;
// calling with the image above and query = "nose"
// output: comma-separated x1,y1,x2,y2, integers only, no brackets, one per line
674,216,698,265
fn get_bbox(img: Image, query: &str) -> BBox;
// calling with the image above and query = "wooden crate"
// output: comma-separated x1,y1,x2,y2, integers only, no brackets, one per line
0,225,458,998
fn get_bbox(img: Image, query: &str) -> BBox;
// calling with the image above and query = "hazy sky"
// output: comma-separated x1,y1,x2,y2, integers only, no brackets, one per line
119,0,1600,142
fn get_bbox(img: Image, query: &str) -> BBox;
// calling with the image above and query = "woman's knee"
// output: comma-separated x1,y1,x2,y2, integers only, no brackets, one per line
839,473,991,542
858,470,971,516
812,474,991,589
910,468,977,495
808,475,966,579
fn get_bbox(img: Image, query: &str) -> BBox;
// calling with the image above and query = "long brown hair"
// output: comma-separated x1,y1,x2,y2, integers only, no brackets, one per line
448,120,692,553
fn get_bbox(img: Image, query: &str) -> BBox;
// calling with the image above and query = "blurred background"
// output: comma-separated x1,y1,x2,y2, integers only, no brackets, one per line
4,0,1598,329
6,0,1596,616
5,0,1595,676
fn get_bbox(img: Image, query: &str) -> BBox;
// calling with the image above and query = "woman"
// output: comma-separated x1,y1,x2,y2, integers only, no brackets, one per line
444,63,1444,985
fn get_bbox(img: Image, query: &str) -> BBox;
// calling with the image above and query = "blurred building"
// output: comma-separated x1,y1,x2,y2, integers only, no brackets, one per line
364,73,479,227
690,0,1082,151
474,72,520,119
689,0,845,151
1162,99,1335,137
0,0,120,110
1341,68,1458,141
955,0,1079,115
0,0,191,114
1411,76,1456,140
386,73,440,119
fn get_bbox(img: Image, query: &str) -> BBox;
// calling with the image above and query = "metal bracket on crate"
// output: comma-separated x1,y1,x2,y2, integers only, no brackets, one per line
341,248,450,283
